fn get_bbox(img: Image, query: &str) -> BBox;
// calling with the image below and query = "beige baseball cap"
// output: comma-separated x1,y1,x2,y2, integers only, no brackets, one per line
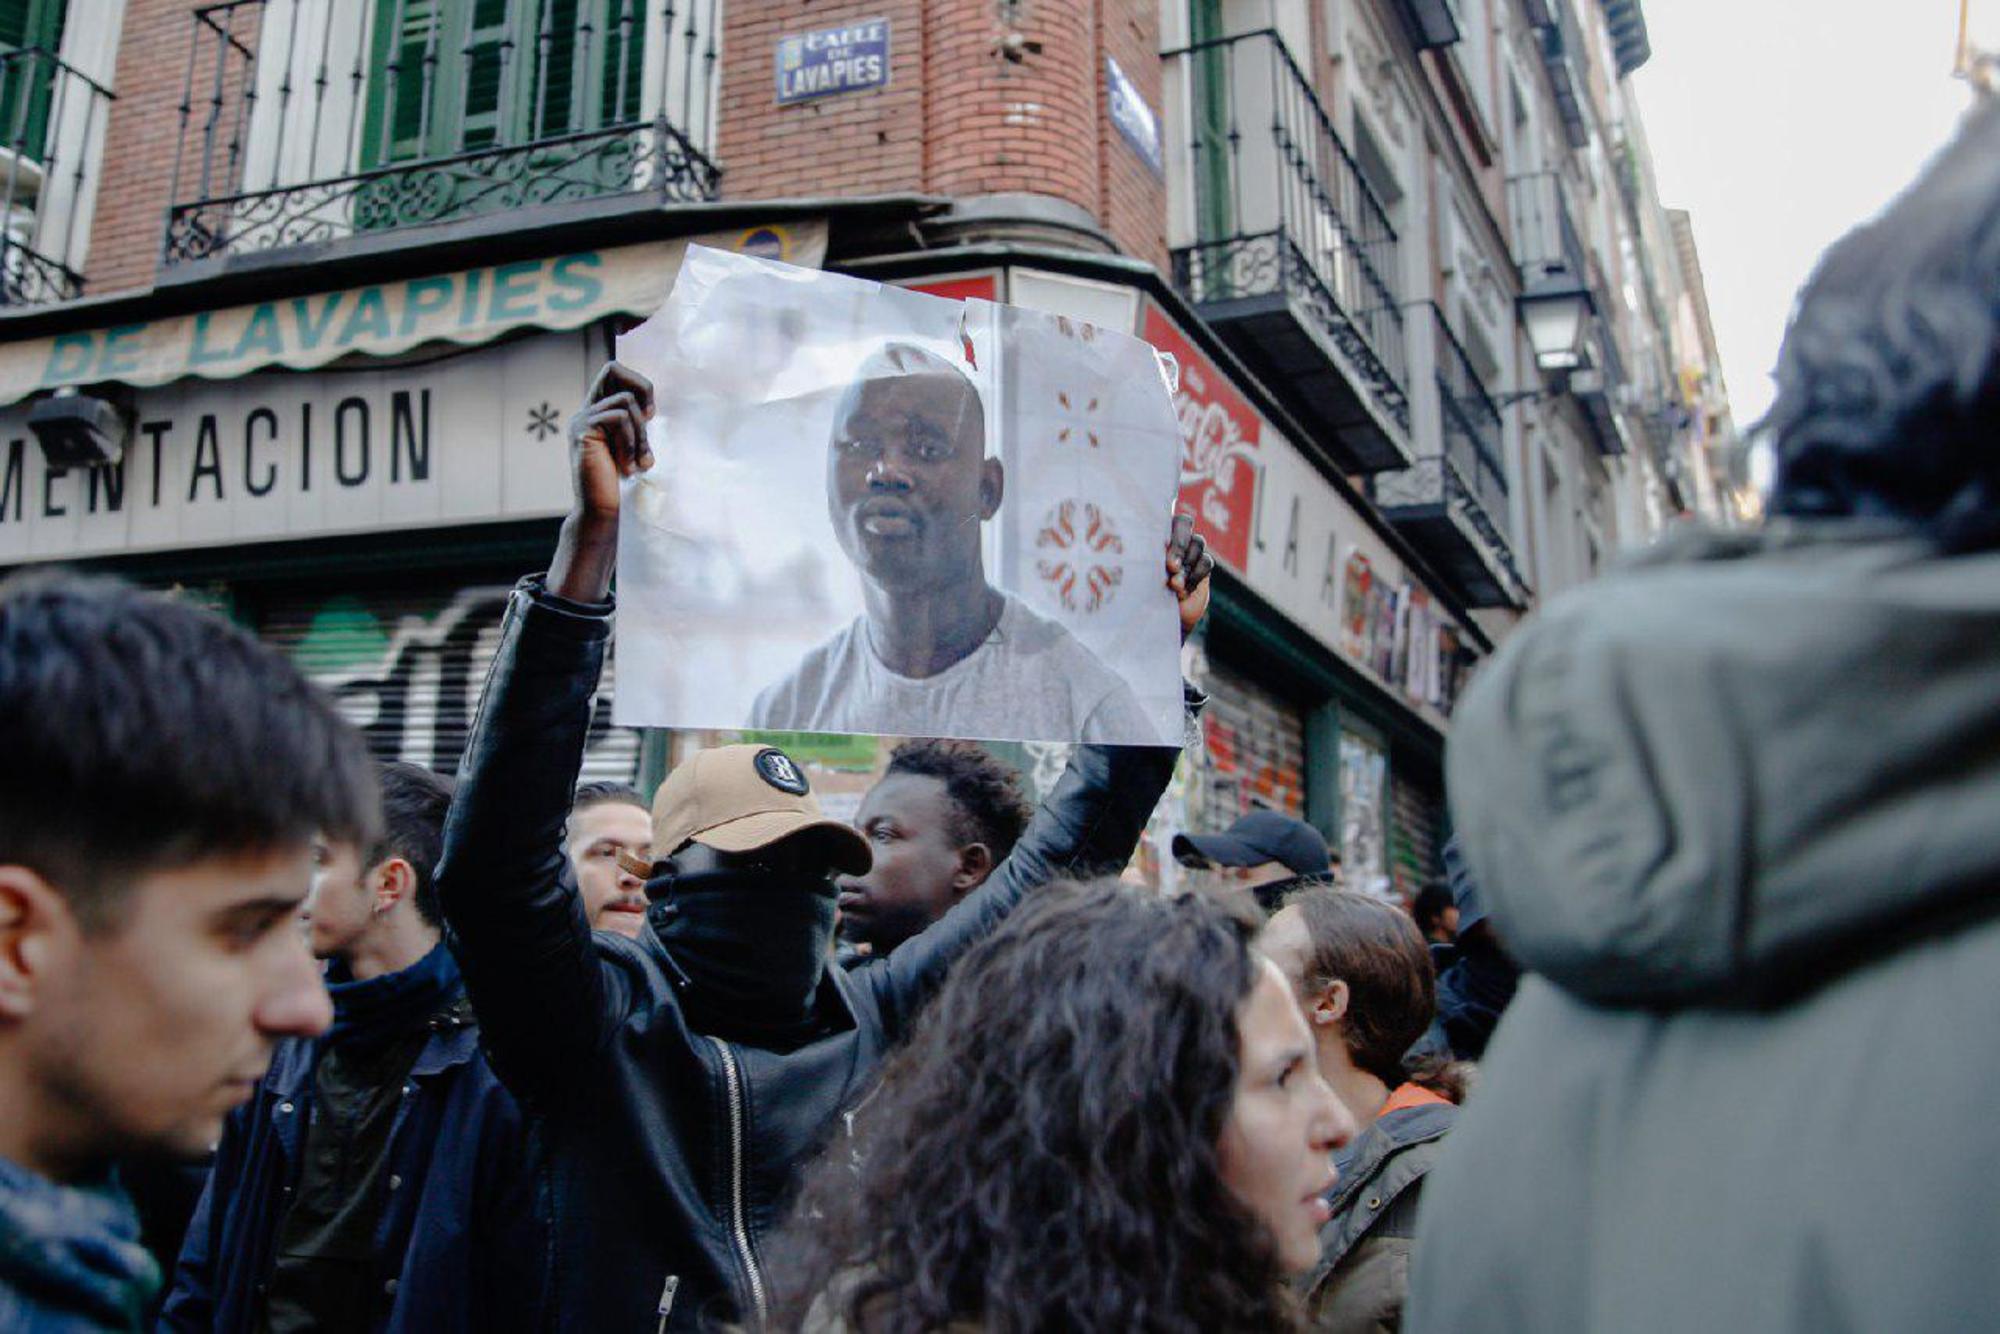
621,744,871,878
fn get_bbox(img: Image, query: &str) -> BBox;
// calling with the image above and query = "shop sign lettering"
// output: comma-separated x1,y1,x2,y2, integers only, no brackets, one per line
0,331,582,563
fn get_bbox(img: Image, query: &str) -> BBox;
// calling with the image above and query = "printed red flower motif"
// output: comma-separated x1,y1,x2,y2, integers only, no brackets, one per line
1036,499,1125,614
1055,388,1103,448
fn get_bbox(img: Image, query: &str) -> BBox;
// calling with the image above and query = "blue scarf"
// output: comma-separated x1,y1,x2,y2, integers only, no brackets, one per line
0,1155,158,1332
324,941,462,1051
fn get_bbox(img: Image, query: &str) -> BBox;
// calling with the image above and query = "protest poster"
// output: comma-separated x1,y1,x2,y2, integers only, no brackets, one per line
611,246,1184,745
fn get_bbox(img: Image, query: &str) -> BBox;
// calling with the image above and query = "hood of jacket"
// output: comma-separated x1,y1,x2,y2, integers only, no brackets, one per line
1445,519,2000,1008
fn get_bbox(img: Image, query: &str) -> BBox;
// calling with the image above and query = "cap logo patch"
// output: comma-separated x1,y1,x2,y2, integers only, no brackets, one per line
753,748,809,795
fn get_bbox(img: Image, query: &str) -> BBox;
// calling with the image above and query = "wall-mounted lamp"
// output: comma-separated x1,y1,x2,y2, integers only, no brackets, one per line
28,387,133,469
1518,282,1594,373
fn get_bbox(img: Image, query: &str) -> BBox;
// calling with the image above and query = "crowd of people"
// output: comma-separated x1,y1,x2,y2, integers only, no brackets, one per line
2,98,1998,1332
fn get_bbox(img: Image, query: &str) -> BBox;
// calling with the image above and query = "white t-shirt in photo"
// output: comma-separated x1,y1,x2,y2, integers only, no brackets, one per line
748,593,1163,744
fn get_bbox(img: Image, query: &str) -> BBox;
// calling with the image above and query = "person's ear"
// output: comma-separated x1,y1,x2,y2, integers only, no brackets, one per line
370,858,416,917
979,458,1004,519
951,842,995,895
1310,978,1351,1029
0,866,82,1019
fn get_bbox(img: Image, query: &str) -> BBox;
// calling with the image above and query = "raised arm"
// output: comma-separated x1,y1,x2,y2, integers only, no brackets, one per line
432,362,655,1106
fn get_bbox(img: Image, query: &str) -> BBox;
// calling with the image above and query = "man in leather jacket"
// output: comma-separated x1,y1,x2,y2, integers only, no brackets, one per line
432,360,1211,1331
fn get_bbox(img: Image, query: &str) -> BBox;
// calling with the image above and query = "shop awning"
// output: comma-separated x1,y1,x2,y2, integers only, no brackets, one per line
0,221,826,409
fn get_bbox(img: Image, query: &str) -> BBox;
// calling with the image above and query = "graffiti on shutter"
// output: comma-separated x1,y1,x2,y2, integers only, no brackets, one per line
1194,658,1304,832
264,585,641,782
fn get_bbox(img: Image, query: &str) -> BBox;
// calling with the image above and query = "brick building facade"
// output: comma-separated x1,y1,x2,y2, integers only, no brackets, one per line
1,0,1731,896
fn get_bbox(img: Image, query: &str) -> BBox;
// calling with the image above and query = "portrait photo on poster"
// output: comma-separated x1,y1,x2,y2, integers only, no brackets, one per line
611,246,1184,745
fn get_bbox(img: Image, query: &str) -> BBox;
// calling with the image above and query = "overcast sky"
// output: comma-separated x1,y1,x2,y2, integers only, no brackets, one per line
1630,1,1976,426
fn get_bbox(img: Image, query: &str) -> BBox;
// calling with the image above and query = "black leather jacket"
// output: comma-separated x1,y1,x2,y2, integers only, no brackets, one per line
434,578,1184,1331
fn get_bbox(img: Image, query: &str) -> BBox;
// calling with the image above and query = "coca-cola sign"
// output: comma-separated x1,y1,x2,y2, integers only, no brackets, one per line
1141,305,1260,572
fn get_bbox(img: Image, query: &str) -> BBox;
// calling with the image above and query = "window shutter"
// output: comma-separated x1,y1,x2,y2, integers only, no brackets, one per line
0,0,66,162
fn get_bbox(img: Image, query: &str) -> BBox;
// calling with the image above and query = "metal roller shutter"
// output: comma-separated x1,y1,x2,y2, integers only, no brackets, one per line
259,583,642,783
1389,776,1443,905
1194,657,1306,831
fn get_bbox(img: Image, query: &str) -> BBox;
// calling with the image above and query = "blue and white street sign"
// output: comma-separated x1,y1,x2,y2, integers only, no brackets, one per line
776,19,892,105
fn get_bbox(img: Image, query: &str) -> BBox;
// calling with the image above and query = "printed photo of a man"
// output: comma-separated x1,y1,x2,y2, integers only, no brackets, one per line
748,342,1161,742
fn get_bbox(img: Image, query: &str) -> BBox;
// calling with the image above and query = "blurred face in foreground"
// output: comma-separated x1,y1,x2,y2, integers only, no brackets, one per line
1216,957,1356,1274
2,847,333,1174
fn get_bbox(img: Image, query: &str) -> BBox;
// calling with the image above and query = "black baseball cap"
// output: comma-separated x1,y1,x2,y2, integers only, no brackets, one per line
1172,810,1331,877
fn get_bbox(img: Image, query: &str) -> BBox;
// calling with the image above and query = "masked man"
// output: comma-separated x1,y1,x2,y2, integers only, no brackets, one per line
433,360,1212,1331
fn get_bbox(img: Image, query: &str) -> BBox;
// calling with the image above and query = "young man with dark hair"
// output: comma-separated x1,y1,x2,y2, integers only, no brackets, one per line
432,360,1210,1330
837,739,1034,956
162,763,546,1333
566,780,652,938
1411,880,1458,946
0,571,375,1330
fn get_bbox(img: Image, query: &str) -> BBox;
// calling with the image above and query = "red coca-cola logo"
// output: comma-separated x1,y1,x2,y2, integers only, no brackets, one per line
1142,306,1260,572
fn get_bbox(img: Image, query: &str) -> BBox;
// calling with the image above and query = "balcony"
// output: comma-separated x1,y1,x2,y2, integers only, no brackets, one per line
1601,0,1652,76
1529,0,1591,148
165,0,720,267
1392,0,1461,50
0,48,114,306
1164,28,1412,473
1507,169,1628,455
1376,304,1525,609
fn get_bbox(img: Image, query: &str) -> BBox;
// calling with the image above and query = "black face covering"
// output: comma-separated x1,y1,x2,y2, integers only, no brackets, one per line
645,865,837,1045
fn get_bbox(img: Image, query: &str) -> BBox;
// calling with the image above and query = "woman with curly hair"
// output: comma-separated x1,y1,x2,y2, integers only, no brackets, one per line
771,877,1355,1332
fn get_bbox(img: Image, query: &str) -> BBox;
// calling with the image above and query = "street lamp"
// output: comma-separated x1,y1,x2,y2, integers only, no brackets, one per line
1517,281,1594,372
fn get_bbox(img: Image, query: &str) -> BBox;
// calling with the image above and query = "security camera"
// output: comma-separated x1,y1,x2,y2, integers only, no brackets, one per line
28,387,133,469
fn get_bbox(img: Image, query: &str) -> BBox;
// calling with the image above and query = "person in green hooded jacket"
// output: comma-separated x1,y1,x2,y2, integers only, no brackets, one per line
1408,97,2000,1334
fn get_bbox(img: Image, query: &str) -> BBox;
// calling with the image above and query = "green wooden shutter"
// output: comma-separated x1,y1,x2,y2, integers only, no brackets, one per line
524,0,577,139
458,0,513,149
1188,0,1234,244
0,0,67,164
360,0,447,168
522,0,644,140
598,0,645,126
362,0,644,173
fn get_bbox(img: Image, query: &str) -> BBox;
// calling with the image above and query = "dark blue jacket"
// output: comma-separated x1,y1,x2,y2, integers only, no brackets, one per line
157,997,545,1334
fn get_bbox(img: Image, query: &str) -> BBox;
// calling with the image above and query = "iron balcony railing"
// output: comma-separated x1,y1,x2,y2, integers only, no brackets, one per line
1375,303,1524,607
165,0,720,265
1165,28,1409,434
1532,0,1590,148
1424,301,1510,551
1374,453,1521,599
0,48,114,306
